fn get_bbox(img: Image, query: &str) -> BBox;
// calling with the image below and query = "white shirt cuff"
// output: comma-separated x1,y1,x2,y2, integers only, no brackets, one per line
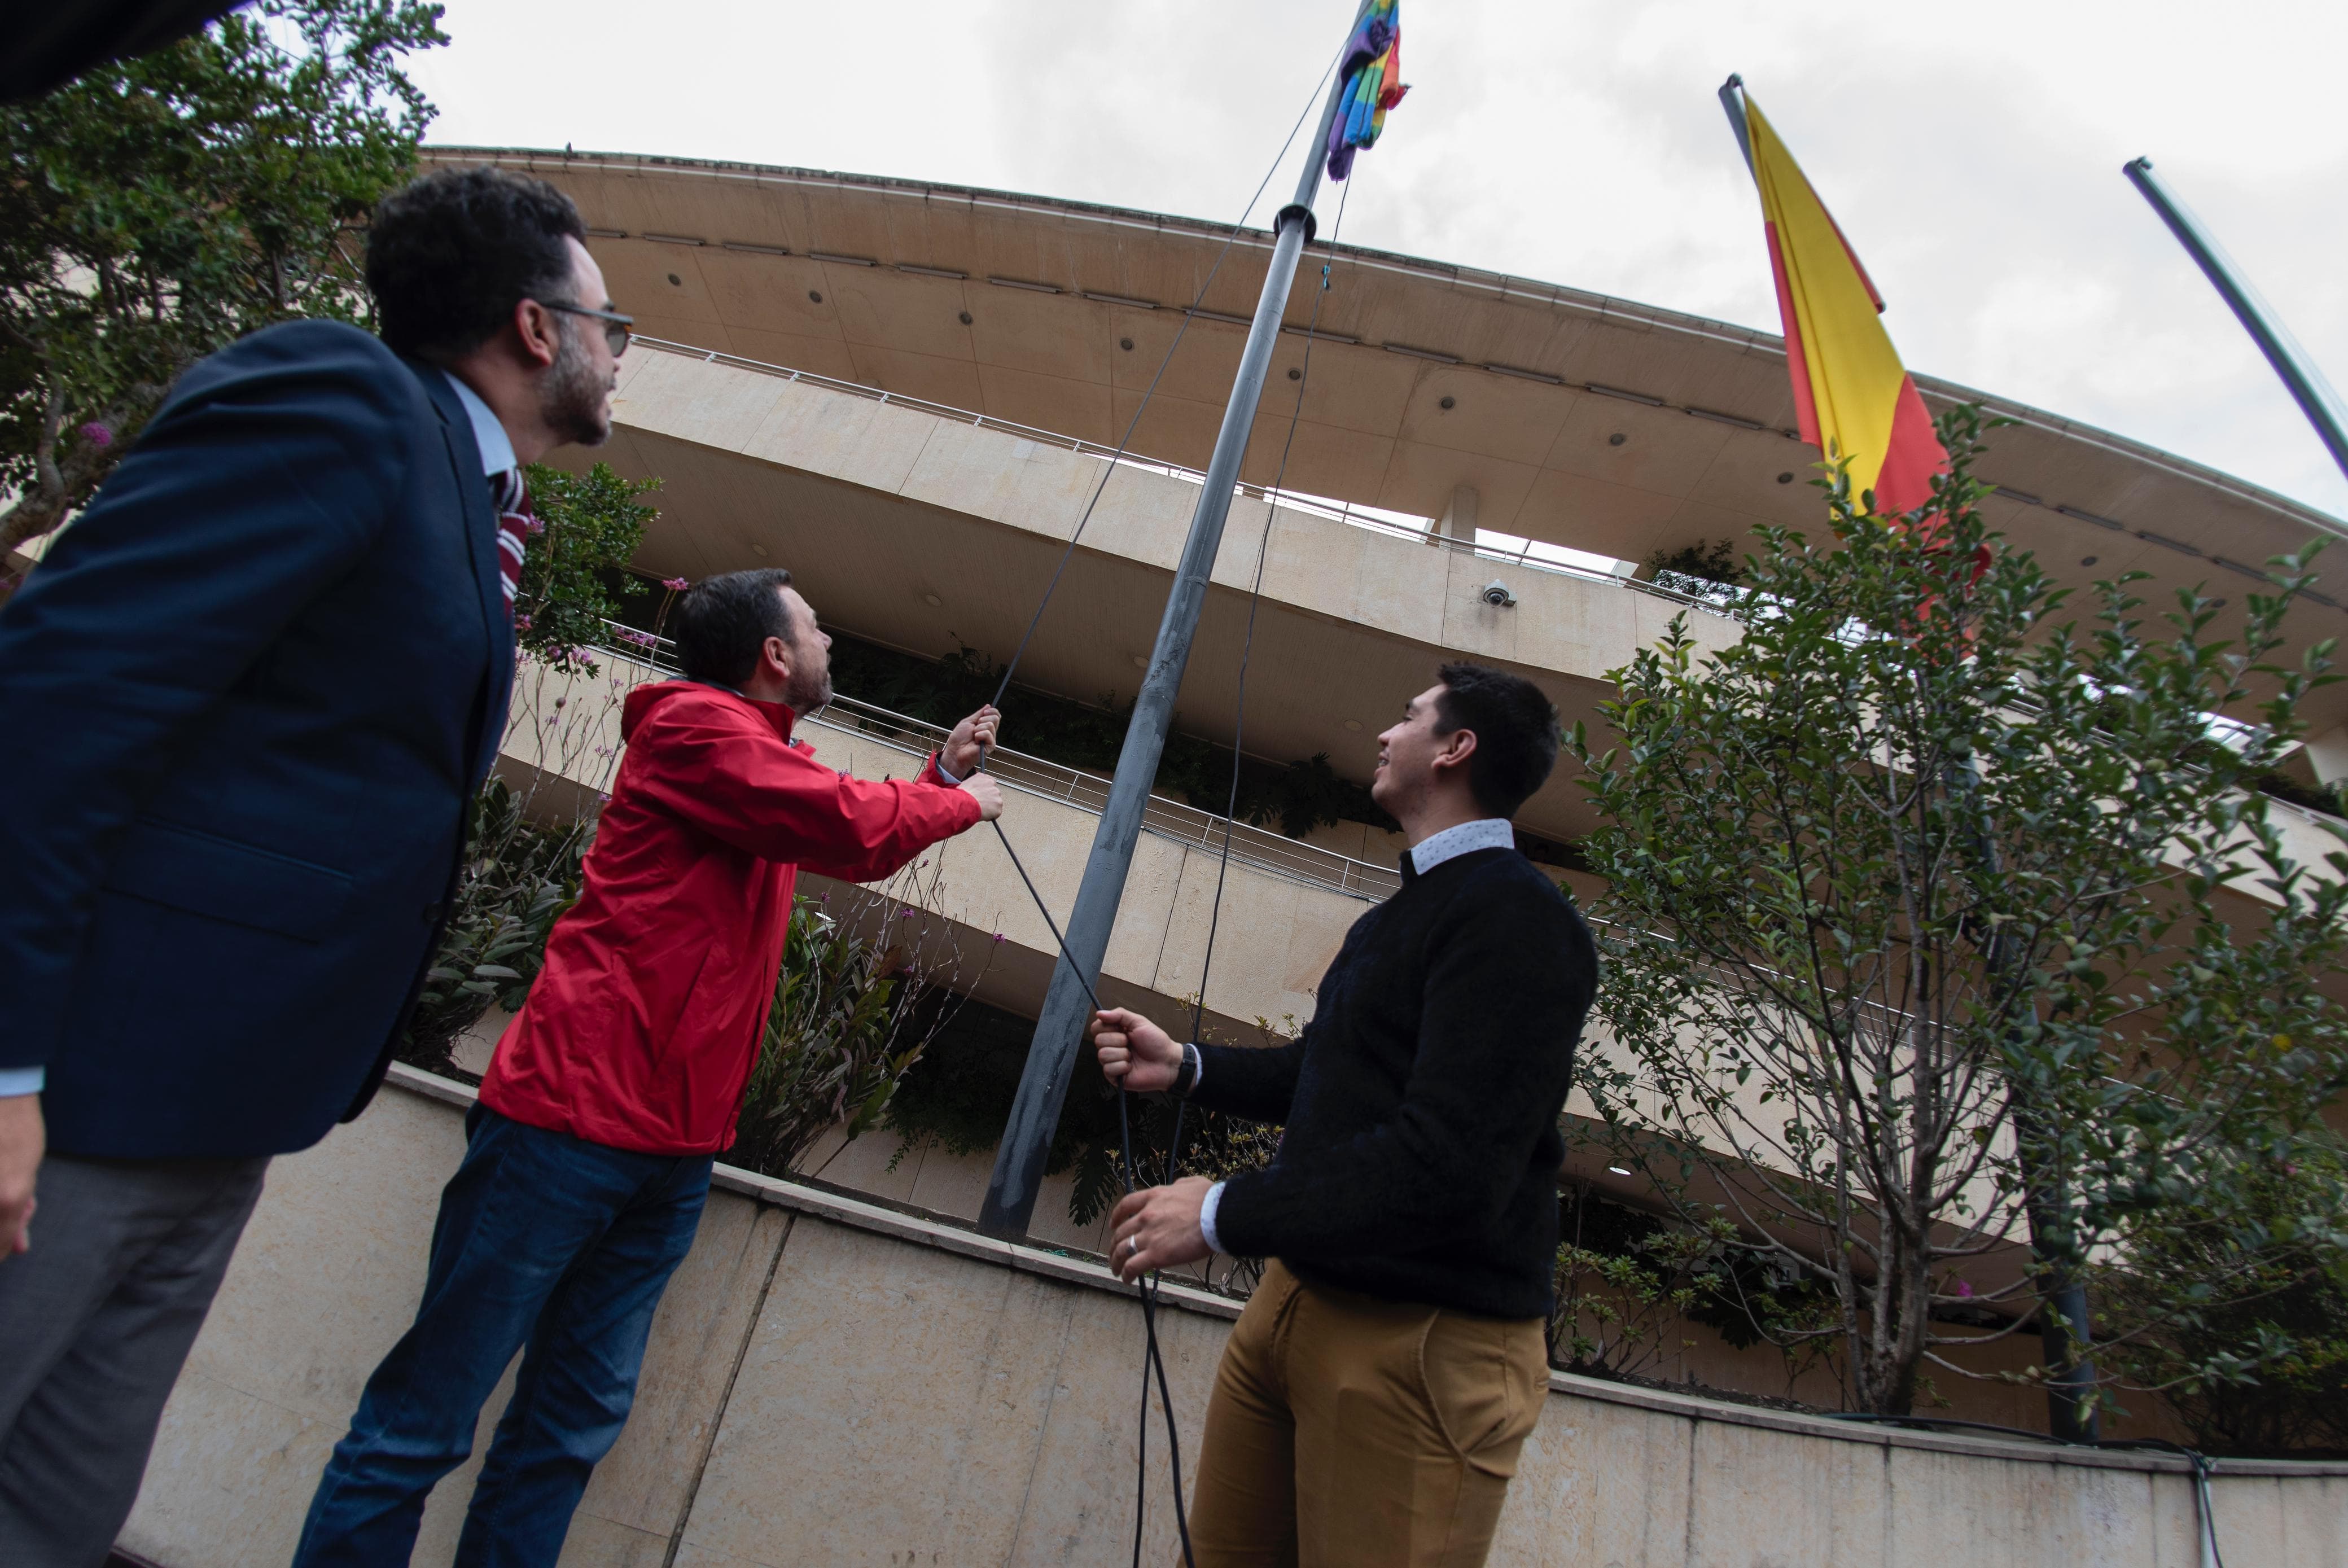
1199,1180,1226,1255
0,1067,44,1097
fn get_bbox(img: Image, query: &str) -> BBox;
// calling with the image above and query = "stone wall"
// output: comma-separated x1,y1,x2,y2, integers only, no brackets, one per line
122,1070,2347,1567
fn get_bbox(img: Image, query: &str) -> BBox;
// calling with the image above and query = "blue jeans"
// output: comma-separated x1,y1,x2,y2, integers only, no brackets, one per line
292,1106,712,1567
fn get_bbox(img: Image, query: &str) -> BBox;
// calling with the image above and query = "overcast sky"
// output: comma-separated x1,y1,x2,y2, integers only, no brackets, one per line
409,0,2348,522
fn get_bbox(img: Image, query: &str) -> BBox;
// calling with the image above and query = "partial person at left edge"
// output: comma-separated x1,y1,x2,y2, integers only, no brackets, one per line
0,164,632,1568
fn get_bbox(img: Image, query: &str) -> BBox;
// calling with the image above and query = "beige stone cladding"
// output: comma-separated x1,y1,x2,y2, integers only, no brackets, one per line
120,1070,2347,1567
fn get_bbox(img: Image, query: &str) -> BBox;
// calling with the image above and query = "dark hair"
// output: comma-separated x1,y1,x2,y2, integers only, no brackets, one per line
366,166,587,360
672,568,797,685
1433,661,1560,818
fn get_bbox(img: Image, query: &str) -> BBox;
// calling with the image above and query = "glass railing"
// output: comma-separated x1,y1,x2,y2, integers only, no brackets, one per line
815,694,1404,903
579,628,1403,903
629,336,1740,619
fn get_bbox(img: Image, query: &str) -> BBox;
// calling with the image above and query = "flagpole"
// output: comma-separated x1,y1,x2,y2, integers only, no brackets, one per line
2125,156,2348,484
977,5,1368,1239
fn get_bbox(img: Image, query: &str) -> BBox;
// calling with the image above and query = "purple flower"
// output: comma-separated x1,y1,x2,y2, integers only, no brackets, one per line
663,576,690,591
78,422,112,448
897,909,915,919
515,614,533,632
991,932,1005,944
1955,1280,1974,1299
525,518,546,536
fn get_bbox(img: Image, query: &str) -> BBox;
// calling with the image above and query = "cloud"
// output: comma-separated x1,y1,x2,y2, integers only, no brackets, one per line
414,0,2348,520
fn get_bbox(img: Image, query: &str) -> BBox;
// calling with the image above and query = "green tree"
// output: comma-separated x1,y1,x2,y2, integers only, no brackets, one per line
1,0,446,552
2099,1135,2348,1455
515,461,661,672
400,776,593,1073
1568,409,2348,1418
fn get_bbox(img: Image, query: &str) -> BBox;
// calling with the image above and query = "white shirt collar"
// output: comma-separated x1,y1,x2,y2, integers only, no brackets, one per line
441,370,516,475
1408,818,1515,875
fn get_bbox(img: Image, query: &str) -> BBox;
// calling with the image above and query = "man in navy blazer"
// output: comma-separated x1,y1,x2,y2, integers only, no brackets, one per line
0,164,629,1566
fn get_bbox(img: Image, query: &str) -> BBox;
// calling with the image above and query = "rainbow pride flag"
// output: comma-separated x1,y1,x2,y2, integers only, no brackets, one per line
1326,0,1408,182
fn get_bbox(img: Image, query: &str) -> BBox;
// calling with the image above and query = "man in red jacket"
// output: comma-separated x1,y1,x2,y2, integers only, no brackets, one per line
295,567,1002,1566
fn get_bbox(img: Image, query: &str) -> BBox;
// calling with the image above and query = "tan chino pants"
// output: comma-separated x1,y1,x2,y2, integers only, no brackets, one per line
1184,1259,1550,1568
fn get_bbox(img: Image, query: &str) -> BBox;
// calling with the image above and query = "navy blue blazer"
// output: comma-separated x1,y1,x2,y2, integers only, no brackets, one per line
0,320,515,1158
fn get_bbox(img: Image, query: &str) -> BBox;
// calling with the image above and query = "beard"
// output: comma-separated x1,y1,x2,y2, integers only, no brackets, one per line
542,322,612,448
785,662,833,714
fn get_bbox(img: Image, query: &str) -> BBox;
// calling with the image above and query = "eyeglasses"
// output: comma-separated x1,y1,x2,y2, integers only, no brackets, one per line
540,300,633,356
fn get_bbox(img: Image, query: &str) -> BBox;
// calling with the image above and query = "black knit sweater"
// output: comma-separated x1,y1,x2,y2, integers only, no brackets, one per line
1195,846,1596,1320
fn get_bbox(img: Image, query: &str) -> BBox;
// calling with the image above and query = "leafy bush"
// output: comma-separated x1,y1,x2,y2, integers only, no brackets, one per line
1644,537,1745,595
2246,768,2346,820
514,463,661,673
1548,1189,1834,1387
2100,1138,2348,1457
398,777,593,1074
722,884,967,1179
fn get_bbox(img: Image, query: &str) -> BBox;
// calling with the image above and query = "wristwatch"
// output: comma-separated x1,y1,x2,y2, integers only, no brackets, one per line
1169,1041,1200,1100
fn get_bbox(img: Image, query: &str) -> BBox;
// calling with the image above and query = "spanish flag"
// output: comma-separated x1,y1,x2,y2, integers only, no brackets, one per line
1721,77,1947,515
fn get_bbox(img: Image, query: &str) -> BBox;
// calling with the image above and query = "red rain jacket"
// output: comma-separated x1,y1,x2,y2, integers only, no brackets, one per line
479,681,981,1154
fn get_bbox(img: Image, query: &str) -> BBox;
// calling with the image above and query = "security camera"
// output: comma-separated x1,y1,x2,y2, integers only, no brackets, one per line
1479,580,1517,608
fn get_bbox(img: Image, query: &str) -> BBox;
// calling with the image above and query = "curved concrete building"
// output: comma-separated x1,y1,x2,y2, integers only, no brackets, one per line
437,143,2348,768
434,144,2347,1276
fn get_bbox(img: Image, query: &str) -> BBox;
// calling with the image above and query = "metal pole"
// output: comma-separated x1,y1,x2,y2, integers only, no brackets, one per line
978,14,1361,1239
2125,156,2348,484
2013,1106,2102,1443
1951,754,2101,1442
1717,74,1754,177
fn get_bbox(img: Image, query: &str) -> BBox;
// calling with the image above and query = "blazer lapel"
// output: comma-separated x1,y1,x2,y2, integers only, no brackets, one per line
409,360,518,778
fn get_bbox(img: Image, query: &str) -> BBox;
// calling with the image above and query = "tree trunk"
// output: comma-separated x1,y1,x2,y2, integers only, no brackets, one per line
0,382,164,555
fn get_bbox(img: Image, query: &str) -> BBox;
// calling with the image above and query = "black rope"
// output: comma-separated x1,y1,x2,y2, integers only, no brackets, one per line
1174,173,1355,1147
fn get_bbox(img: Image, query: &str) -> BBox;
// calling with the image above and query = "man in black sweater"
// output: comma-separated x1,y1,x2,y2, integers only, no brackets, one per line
1092,661,1595,1568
